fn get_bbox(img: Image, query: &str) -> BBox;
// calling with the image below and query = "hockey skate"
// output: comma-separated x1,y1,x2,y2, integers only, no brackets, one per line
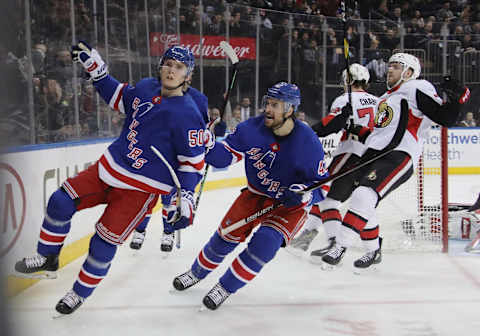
173,270,201,291
309,237,336,264
353,237,383,274
14,254,59,279
129,230,146,250
202,282,231,310
320,245,346,270
55,290,84,315
286,229,318,256
161,231,175,253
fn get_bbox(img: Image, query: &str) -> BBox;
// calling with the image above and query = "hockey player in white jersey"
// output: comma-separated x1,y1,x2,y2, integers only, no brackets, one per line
288,64,381,259
321,52,470,270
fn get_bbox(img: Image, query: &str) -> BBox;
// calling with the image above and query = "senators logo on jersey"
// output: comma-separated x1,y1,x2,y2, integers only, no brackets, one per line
374,101,394,128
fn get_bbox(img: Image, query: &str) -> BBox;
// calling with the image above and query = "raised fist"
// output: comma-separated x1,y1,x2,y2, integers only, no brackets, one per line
440,76,470,105
71,41,108,81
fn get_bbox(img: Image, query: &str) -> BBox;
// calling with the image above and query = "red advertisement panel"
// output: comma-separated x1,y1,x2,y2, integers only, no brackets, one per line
150,33,256,60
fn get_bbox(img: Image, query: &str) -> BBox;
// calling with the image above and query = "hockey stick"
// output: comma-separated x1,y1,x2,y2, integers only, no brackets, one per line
341,1,353,118
194,41,239,213
150,145,182,249
221,99,410,236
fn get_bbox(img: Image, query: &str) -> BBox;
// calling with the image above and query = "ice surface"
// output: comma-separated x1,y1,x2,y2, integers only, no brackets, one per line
7,180,480,336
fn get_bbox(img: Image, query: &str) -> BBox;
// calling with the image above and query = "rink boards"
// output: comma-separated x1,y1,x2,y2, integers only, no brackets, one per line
2,127,479,295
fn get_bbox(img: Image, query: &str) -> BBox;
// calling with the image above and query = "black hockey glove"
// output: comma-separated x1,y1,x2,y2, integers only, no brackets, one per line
440,76,470,105
311,103,351,137
346,125,371,143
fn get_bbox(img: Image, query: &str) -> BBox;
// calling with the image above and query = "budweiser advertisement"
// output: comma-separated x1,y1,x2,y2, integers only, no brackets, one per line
150,33,256,60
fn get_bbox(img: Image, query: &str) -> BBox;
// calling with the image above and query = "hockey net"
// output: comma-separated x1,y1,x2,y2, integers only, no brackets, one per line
373,126,448,252
321,126,449,252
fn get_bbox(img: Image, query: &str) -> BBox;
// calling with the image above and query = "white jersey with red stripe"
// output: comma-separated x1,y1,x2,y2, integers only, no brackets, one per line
366,79,442,167
92,75,206,194
328,91,380,157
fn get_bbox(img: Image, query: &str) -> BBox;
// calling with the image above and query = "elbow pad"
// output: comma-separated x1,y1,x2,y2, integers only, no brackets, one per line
416,89,460,127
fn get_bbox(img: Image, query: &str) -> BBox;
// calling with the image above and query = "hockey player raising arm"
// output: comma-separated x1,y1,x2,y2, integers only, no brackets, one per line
172,82,329,310
14,43,206,315
320,53,470,271
288,64,381,260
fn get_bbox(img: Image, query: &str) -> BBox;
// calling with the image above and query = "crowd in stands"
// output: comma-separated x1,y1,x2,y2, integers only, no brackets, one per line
1,0,480,148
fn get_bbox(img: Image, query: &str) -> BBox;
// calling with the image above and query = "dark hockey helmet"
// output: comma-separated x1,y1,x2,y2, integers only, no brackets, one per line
158,46,195,76
263,82,301,113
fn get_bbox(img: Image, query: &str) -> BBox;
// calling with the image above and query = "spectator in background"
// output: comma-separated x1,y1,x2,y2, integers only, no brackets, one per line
365,37,388,82
228,104,243,132
297,111,309,126
240,97,252,119
459,112,477,127
437,1,455,22
209,107,227,137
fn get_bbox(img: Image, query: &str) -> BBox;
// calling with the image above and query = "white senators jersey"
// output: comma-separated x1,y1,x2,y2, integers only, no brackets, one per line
329,91,380,157
366,79,443,167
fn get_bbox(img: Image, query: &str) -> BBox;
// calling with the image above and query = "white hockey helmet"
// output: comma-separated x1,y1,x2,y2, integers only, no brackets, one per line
342,63,370,86
387,53,421,88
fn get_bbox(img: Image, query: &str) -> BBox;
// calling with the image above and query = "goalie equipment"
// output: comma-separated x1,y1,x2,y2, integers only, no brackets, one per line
14,254,59,279
387,53,421,89
465,232,480,253
202,282,231,310
342,63,370,86
55,290,84,315
400,203,480,241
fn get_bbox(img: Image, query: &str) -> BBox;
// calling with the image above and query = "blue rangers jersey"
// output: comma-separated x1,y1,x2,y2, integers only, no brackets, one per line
93,75,206,194
206,116,329,202
103,76,209,123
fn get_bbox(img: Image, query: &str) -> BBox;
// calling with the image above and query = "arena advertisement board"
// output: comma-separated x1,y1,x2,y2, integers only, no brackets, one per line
423,127,480,172
149,33,256,60
0,140,246,275
1,127,478,276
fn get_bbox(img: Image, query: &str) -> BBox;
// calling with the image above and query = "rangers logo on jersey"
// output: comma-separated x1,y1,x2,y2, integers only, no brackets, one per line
374,101,394,128
152,96,162,104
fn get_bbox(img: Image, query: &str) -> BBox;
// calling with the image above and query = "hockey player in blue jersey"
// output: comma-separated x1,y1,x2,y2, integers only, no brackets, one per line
124,54,210,253
172,82,329,310
14,42,206,314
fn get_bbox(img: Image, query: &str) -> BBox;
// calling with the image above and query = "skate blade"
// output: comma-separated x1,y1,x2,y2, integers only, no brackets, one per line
160,251,172,259
309,256,325,265
52,311,71,319
320,262,341,271
284,246,307,257
198,305,207,312
353,265,379,275
14,271,57,280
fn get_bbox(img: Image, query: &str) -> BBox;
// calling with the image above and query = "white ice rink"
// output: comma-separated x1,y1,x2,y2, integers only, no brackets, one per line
7,178,480,336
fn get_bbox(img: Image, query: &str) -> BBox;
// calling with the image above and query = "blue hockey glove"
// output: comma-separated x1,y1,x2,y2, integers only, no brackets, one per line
279,184,312,208
165,190,195,230
71,41,108,81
